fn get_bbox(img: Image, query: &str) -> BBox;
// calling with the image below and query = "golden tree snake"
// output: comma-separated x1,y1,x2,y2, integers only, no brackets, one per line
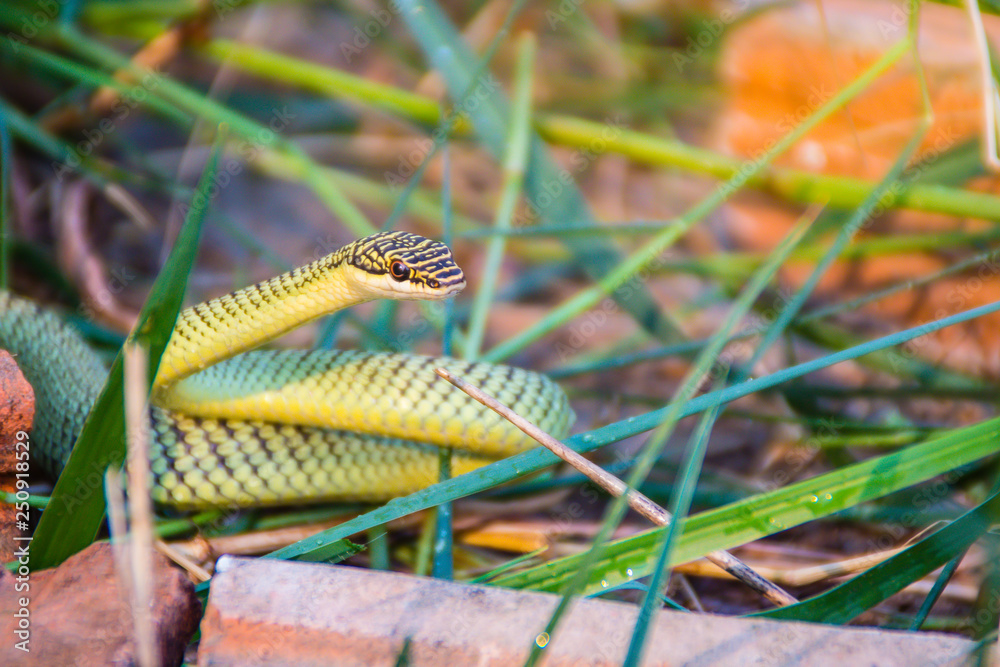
0,231,574,509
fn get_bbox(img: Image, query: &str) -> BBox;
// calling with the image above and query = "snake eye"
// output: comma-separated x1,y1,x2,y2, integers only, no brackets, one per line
389,260,410,281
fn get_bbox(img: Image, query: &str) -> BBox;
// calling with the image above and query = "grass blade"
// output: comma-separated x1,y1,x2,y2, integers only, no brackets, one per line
490,417,1000,594
536,117,1000,221
523,205,815,665
623,401,721,666
267,297,1000,564
481,38,909,364
395,0,684,344
432,148,455,580
30,128,224,569
909,551,967,630
462,32,535,361
754,489,1000,624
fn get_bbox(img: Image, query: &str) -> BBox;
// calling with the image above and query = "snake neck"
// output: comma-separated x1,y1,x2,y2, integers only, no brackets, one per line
154,250,365,389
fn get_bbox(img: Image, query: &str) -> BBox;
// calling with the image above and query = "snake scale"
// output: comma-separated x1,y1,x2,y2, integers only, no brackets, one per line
0,232,574,509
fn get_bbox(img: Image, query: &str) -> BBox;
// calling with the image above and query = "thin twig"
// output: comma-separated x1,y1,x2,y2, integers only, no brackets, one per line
435,368,799,608
124,344,157,667
154,540,212,584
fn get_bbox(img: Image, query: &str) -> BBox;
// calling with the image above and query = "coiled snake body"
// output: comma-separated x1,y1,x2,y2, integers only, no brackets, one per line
0,232,574,509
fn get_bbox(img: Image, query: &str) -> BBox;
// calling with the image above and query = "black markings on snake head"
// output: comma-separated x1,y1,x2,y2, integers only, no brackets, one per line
334,232,464,287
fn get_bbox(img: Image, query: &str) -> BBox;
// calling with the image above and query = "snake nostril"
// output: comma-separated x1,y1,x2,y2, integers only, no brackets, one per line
428,278,440,288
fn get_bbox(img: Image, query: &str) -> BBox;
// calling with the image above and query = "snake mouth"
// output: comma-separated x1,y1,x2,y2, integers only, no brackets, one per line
442,278,466,296
422,274,466,299
430,266,467,293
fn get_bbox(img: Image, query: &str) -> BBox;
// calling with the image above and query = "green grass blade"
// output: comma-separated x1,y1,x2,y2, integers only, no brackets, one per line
268,297,1000,563
368,526,389,571
463,32,535,361
910,551,965,630
431,446,453,580
742,29,931,376
192,34,1000,223
469,547,548,584
754,489,1000,624
432,148,455,580
490,417,1000,594
524,208,815,665
746,127,926,374
5,38,190,125
7,20,375,237
380,4,515,235
536,116,1000,221
482,37,909,364
440,148,456,357
30,129,224,569
202,38,449,131
395,0,684,344
624,401,720,666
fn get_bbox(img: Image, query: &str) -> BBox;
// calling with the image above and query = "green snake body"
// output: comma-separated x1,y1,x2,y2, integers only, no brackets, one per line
1,232,574,509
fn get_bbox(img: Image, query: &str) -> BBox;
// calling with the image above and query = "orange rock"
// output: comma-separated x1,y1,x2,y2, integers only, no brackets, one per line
0,350,34,562
716,0,1000,376
717,0,992,178
0,349,34,472
0,542,200,666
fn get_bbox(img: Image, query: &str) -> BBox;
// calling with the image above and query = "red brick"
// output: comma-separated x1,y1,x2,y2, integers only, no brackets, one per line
199,556,976,666
0,542,200,666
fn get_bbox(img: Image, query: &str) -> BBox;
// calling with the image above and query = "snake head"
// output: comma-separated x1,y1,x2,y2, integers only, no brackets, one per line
346,231,466,300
